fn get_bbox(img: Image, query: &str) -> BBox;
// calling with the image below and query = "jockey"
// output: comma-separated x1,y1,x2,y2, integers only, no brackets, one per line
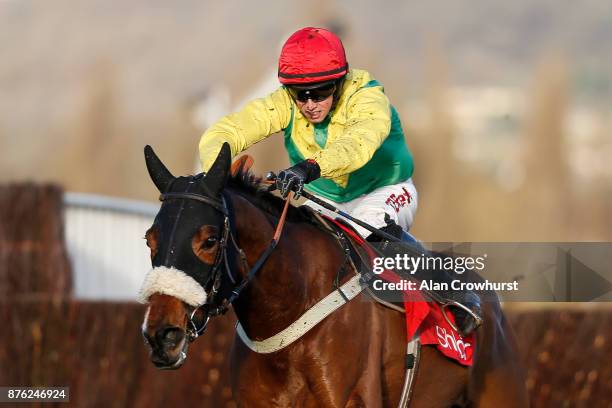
199,27,481,335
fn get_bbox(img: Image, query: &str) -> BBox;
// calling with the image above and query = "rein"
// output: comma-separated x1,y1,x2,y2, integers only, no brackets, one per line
225,190,292,305
159,187,293,341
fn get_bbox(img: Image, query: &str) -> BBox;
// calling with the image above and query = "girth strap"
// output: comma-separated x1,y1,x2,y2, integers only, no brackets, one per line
398,337,421,407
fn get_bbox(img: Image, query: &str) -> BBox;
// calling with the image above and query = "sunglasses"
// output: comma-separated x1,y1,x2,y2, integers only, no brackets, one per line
287,83,336,103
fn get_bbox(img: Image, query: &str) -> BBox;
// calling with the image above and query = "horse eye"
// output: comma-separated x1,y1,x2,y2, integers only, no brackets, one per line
202,236,218,249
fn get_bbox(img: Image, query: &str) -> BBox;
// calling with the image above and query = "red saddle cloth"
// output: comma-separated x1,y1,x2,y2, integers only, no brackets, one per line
326,217,475,366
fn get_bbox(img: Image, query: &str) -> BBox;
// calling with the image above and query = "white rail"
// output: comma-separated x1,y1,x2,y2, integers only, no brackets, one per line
63,193,159,300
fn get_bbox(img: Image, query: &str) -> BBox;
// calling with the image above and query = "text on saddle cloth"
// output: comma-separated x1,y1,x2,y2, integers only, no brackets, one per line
324,215,475,366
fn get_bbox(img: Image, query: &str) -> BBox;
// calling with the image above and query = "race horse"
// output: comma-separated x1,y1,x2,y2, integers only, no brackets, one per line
140,144,528,407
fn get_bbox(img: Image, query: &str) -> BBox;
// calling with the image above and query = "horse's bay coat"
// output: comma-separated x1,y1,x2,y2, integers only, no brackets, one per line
141,145,530,407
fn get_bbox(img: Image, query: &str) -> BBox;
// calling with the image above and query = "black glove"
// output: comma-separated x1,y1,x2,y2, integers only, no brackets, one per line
276,159,321,198
366,214,404,242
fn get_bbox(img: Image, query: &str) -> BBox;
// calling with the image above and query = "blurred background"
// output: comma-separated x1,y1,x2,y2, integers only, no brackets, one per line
1,0,611,406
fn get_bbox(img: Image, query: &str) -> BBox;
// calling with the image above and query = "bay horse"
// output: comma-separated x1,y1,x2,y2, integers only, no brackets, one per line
140,143,528,407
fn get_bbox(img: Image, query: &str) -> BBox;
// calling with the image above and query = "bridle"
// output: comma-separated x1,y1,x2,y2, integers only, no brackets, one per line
158,184,291,343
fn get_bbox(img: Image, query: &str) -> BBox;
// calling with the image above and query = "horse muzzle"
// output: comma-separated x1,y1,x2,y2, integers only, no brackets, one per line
143,326,190,370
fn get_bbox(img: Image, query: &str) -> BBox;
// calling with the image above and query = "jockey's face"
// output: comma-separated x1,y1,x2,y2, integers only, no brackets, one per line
296,94,333,124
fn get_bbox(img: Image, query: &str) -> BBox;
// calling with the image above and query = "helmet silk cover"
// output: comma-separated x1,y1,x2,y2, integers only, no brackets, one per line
278,27,348,85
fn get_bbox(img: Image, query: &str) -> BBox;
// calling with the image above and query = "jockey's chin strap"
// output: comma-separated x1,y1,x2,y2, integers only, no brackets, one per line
161,188,293,342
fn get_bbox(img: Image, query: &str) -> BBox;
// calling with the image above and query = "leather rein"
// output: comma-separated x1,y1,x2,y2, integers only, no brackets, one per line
158,188,292,342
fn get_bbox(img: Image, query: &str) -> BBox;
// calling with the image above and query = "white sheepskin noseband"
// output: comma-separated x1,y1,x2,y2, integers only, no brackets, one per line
138,266,207,307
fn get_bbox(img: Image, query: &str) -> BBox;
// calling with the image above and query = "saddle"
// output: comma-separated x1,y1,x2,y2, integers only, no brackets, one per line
305,208,414,310
305,207,476,366
229,155,476,365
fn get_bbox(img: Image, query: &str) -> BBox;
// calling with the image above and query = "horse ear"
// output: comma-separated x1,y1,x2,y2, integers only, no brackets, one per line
202,143,231,196
144,145,175,193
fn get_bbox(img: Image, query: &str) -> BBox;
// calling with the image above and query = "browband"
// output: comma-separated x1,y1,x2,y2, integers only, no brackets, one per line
159,192,228,215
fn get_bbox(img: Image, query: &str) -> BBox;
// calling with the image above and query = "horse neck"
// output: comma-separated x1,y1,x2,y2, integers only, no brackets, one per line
228,191,344,340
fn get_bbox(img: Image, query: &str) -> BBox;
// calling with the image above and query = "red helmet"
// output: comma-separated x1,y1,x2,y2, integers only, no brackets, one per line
278,27,348,86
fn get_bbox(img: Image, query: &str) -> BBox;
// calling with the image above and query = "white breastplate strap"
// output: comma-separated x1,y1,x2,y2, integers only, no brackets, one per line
236,273,363,354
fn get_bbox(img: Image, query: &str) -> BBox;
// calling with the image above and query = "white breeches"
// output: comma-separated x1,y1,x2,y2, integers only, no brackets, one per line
304,178,418,238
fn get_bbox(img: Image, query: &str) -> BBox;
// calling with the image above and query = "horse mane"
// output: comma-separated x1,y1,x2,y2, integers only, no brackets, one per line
226,169,318,225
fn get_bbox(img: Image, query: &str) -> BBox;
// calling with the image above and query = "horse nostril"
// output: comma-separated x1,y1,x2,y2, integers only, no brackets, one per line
159,327,184,348
143,331,155,348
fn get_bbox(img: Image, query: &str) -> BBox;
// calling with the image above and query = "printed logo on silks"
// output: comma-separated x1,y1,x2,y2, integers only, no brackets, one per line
385,187,413,213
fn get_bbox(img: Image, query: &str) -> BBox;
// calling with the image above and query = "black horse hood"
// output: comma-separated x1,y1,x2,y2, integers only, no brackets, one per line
139,144,231,307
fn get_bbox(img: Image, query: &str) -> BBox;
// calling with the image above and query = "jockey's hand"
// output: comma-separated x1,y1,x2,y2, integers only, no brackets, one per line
276,159,321,199
367,214,404,242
